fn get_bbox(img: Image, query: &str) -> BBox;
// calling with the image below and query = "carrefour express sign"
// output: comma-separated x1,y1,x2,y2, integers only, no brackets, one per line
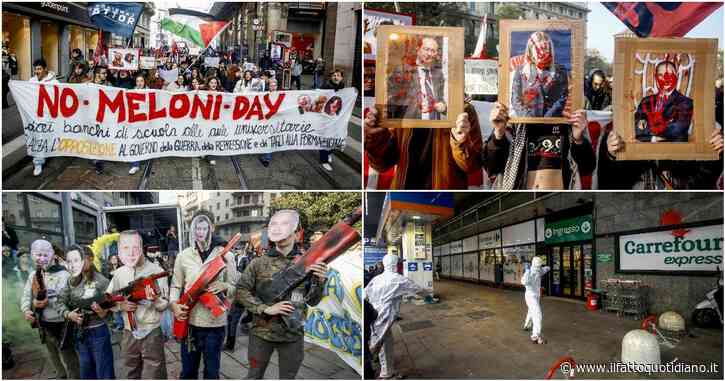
618,224,723,272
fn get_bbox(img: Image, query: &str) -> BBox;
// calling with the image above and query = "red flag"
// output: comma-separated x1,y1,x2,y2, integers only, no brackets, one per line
603,2,722,38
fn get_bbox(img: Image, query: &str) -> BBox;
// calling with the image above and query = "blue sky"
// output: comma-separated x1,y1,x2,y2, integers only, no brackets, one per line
587,3,723,62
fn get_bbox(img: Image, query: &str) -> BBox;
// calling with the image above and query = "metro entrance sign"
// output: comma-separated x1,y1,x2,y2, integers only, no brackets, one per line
544,215,593,245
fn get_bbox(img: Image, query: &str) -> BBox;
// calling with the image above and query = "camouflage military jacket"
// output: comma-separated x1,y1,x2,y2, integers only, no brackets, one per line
235,245,323,342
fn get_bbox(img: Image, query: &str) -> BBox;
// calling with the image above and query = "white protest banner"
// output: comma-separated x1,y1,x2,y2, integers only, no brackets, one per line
139,56,157,70
304,249,362,375
464,59,498,95
9,80,356,162
108,48,139,70
204,56,220,68
159,68,179,84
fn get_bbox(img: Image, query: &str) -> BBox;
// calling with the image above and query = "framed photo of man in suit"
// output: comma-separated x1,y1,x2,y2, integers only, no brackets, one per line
613,37,718,160
499,20,585,124
375,25,464,128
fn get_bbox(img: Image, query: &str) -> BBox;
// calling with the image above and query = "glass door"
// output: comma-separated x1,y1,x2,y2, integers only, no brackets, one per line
551,246,561,296
561,246,572,296
573,245,582,297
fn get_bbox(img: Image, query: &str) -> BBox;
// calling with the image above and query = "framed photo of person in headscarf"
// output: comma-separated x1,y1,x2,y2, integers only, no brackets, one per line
499,20,585,124
375,25,465,128
613,37,718,161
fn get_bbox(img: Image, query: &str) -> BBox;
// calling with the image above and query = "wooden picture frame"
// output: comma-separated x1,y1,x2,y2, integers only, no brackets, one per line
498,20,584,124
613,37,718,161
375,25,464,128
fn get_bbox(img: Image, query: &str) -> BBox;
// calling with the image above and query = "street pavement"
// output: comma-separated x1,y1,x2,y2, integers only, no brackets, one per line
2,74,362,190
3,327,358,379
379,280,723,379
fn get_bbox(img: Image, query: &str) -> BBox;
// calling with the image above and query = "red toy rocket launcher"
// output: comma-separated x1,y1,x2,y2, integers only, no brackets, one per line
297,207,363,269
107,271,169,331
173,233,242,341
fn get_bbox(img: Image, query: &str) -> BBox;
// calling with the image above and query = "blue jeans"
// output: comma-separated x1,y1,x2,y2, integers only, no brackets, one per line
130,161,140,168
226,303,248,339
114,311,124,329
260,153,272,164
160,309,173,339
180,325,225,379
319,150,331,163
76,324,115,379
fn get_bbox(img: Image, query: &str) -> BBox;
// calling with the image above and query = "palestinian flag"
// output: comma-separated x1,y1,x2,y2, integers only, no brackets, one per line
161,9,230,48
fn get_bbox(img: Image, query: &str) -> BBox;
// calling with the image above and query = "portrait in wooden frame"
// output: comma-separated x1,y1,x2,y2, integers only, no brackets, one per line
613,37,718,161
374,25,464,128
273,31,292,48
498,20,585,124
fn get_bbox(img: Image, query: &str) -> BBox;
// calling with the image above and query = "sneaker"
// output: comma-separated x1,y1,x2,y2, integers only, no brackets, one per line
209,159,216,166
33,164,43,176
259,158,270,168
321,163,333,171
129,166,140,175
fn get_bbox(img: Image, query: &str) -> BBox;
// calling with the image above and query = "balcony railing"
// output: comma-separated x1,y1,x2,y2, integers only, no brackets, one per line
217,215,267,226
230,201,264,210
288,2,326,10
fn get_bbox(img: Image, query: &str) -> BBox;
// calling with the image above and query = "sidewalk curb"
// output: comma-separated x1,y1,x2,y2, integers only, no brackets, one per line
2,135,29,176
337,116,362,171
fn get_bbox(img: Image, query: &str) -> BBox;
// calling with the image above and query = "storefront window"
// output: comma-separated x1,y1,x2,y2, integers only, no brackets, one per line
27,195,62,233
73,208,97,244
14,230,63,252
2,11,31,80
40,21,60,75
85,29,98,58
502,244,535,286
2,193,28,227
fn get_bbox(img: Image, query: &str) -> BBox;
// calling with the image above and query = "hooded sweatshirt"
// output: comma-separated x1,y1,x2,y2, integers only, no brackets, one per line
29,71,58,83
364,254,425,351
170,235,233,328
521,257,550,295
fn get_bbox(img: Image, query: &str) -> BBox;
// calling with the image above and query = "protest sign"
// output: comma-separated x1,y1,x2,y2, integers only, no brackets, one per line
139,56,157,70
364,9,415,62
159,68,179,84
464,59,498,95
304,249,362,375
203,56,220,67
9,81,357,162
108,48,139,70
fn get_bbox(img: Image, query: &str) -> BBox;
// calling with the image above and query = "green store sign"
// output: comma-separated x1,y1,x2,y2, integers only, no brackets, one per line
545,215,593,244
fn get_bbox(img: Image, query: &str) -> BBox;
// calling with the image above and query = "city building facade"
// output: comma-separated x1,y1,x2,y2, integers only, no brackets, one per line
2,192,158,248
2,2,155,80
179,191,278,244
431,192,722,317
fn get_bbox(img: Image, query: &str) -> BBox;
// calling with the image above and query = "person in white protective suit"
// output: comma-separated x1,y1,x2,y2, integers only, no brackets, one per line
521,256,550,344
365,254,429,379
